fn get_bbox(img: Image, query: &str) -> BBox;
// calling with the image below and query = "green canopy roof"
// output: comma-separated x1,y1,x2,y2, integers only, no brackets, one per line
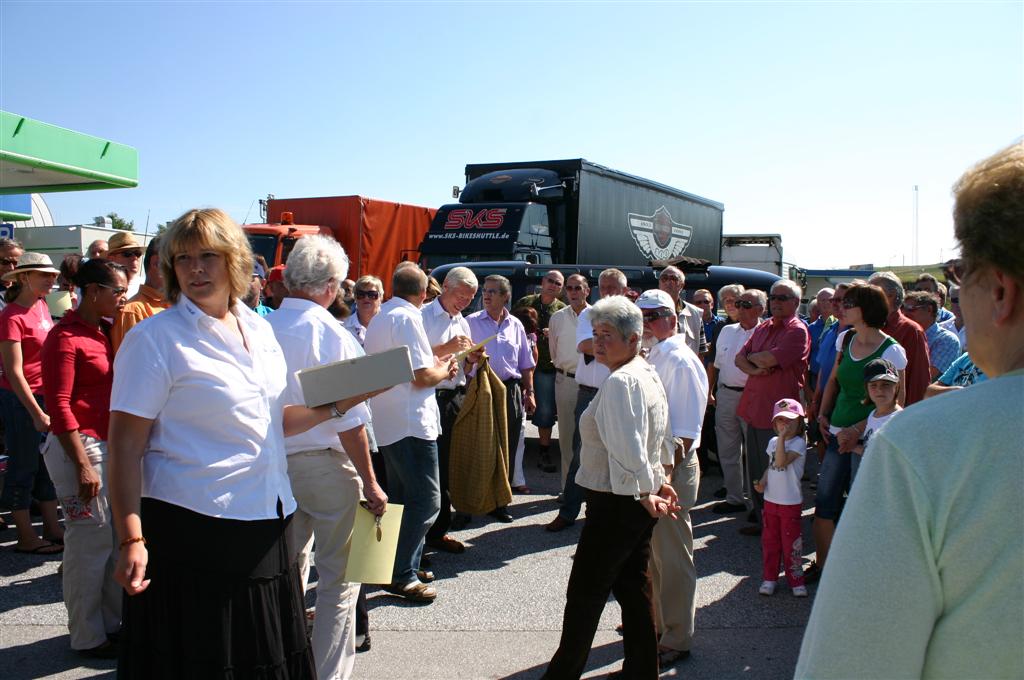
0,111,138,195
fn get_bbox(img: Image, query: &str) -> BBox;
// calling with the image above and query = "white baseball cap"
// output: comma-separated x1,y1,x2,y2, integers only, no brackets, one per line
635,289,676,311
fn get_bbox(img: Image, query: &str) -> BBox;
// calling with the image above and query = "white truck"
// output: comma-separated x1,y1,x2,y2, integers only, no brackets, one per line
12,219,153,264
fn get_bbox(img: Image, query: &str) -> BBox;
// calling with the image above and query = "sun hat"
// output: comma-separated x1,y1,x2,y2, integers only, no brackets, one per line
771,398,805,421
635,289,676,311
1,252,60,282
253,260,267,280
863,358,899,384
107,231,144,255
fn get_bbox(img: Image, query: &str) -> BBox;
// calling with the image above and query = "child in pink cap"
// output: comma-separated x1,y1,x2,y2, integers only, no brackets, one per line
753,398,808,597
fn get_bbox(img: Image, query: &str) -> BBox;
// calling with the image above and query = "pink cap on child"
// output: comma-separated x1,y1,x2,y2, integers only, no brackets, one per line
772,398,805,420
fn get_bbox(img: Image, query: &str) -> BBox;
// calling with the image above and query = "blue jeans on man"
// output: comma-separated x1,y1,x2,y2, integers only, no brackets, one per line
380,436,441,585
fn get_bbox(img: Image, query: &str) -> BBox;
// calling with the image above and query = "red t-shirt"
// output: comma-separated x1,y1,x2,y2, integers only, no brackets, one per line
736,315,811,429
883,310,930,406
0,299,55,394
41,310,114,441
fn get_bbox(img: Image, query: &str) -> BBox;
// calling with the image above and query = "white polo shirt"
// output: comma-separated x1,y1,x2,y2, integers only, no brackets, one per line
549,304,585,374
647,333,709,452
364,296,439,447
574,306,610,388
421,297,471,390
111,297,296,521
343,313,368,347
268,297,371,456
714,322,758,389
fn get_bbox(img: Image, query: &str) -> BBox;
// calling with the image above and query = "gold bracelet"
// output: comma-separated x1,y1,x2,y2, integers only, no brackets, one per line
119,536,146,549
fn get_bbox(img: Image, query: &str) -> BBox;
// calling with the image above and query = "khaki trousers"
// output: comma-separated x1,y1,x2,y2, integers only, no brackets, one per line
554,371,579,487
42,433,121,650
651,451,700,652
288,448,363,680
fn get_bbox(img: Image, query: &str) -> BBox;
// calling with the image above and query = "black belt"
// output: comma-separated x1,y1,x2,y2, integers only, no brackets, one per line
502,378,521,388
578,384,599,395
555,368,576,378
720,384,744,392
436,386,465,396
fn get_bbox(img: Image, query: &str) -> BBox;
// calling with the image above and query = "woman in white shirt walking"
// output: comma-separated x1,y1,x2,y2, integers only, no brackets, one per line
108,209,370,679
542,296,678,680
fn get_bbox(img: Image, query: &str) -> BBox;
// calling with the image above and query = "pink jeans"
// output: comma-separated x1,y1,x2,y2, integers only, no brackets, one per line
762,501,805,586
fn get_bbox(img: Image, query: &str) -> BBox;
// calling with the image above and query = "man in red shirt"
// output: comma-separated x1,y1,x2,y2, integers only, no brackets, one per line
735,280,810,535
869,272,931,405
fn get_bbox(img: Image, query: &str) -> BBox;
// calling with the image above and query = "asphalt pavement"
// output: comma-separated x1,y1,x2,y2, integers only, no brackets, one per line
0,429,816,679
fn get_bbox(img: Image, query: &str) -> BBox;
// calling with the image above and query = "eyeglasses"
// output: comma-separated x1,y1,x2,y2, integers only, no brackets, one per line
842,299,858,309
117,250,144,259
98,283,128,296
694,299,714,306
768,294,795,302
734,299,759,309
355,289,380,300
565,285,584,292
641,309,676,321
0,258,18,267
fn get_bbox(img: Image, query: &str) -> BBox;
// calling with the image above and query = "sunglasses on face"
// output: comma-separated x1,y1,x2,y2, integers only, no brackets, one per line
694,299,713,306
769,294,795,302
642,309,676,321
734,299,759,309
118,250,144,259
0,258,18,267
544,277,563,286
98,283,128,296
355,289,380,300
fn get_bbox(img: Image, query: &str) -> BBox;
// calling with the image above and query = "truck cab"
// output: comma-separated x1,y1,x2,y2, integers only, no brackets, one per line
419,168,563,270
243,212,325,267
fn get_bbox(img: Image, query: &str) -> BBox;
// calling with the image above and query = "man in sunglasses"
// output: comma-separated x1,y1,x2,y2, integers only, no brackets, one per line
106,231,145,300
548,274,590,488
513,271,566,473
110,237,170,353
0,238,24,314
734,280,810,535
938,283,967,349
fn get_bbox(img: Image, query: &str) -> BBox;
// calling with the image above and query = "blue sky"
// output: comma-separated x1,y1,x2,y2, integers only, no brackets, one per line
2,1,1021,268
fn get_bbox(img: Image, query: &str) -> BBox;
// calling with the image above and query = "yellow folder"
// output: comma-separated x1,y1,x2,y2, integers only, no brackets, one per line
344,502,404,584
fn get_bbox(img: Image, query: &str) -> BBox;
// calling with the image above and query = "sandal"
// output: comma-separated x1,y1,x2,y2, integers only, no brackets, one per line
14,541,63,555
658,647,691,666
381,581,436,603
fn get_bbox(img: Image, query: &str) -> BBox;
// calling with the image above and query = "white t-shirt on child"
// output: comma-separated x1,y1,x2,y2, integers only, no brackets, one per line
764,435,807,506
862,409,898,452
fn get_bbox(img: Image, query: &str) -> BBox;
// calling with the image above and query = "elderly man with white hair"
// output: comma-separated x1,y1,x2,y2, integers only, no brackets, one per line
734,279,810,535
268,235,388,680
637,288,708,668
422,266,479,553
658,265,708,356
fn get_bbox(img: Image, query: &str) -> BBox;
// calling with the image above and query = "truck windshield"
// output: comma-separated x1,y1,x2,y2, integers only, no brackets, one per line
248,234,277,268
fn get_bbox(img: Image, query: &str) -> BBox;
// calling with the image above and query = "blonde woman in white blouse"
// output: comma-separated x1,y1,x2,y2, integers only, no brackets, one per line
543,295,679,680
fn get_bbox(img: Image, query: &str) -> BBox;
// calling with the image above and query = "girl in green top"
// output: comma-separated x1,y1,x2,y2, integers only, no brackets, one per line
806,283,907,582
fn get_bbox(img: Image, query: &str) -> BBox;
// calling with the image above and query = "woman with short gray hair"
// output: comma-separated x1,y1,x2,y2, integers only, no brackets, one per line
283,235,349,297
543,295,677,680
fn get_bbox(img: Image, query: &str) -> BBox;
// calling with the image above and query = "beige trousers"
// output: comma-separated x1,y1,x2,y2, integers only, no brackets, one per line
650,450,701,652
554,371,579,488
288,448,363,680
42,433,121,651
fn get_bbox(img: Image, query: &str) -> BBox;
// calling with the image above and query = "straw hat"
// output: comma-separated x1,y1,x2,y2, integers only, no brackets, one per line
2,252,60,282
107,231,144,255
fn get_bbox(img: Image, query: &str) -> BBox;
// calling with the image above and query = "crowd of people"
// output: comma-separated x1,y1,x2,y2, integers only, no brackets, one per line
0,141,1020,679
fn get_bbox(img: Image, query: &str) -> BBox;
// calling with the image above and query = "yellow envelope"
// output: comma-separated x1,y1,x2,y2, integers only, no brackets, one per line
344,502,404,584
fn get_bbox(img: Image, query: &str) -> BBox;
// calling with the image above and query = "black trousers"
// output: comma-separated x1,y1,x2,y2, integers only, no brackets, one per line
502,378,524,486
543,490,659,680
426,387,465,540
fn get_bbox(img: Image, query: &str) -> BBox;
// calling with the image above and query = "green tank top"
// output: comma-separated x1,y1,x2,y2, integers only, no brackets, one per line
831,332,897,427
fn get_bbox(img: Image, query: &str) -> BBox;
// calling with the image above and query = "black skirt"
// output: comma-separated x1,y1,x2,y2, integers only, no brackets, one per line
118,498,314,679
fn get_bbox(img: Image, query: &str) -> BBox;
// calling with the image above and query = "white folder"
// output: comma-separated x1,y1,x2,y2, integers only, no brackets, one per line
296,345,414,408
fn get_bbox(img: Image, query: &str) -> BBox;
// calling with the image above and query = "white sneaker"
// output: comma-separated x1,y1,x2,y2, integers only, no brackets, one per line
759,580,777,596
792,585,808,597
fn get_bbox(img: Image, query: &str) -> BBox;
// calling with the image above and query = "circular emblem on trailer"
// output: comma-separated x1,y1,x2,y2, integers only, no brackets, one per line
626,206,694,262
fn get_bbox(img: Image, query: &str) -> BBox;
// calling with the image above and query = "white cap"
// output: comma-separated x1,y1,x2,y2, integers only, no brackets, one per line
635,289,676,310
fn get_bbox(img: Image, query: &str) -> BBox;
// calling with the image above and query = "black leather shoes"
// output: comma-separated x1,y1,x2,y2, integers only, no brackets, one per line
488,508,513,523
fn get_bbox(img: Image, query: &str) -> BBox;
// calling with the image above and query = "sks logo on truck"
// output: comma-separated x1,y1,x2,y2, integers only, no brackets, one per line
444,208,508,230
627,206,693,261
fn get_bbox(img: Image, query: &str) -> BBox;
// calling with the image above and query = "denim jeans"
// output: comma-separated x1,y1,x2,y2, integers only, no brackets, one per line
0,388,53,511
532,370,557,428
815,437,850,521
557,385,598,524
380,436,441,585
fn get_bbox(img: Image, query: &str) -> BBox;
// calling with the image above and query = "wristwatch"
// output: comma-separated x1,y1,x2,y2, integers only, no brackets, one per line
329,403,346,419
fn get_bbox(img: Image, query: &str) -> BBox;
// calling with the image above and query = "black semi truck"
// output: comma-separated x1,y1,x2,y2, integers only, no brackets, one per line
419,159,724,270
